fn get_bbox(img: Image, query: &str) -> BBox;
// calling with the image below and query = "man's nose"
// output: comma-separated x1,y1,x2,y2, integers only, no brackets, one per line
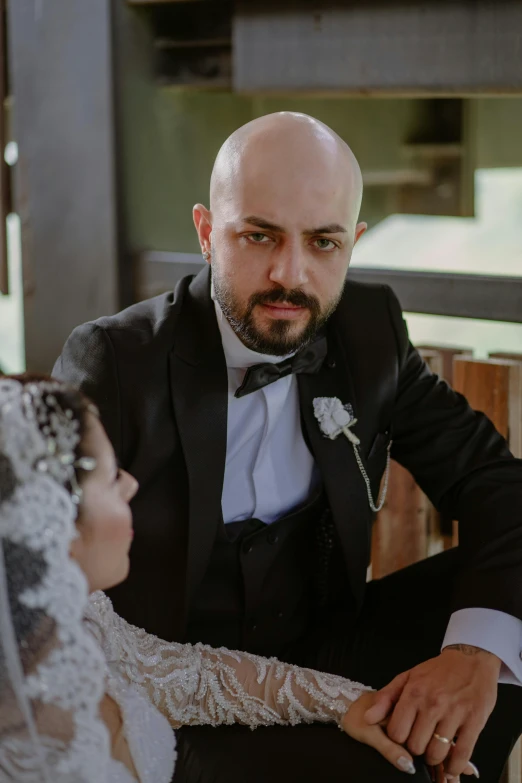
268,242,308,290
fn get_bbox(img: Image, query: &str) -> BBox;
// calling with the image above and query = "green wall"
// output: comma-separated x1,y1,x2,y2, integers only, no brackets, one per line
114,5,522,257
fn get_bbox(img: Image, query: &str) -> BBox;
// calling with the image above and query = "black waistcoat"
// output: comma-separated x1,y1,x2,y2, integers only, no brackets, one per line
186,491,333,657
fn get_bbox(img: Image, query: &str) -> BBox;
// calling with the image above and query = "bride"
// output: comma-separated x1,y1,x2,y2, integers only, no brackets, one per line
0,376,474,782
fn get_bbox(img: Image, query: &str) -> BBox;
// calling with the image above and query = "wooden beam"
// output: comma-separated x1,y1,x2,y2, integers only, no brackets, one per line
489,352,522,364
234,1,522,94
138,251,522,324
349,269,522,324
8,0,120,372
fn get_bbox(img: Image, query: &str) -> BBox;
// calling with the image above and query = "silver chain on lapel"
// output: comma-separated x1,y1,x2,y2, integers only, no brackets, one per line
351,439,392,513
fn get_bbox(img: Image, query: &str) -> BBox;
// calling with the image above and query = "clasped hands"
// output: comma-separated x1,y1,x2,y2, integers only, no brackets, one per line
341,645,500,779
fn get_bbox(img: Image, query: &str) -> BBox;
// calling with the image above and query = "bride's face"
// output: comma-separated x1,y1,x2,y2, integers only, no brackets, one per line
70,413,138,593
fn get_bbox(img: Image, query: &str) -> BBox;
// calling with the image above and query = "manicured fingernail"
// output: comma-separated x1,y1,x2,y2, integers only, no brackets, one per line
397,756,416,774
467,762,480,778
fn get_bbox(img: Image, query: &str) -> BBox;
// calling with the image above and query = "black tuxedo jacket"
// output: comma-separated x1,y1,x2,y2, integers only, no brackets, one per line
53,266,522,642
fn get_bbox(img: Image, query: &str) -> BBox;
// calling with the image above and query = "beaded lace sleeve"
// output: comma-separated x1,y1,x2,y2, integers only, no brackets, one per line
85,592,371,729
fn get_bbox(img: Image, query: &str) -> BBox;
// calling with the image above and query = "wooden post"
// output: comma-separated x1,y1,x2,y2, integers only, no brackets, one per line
489,352,522,459
8,0,120,371
453,357,522,458
416,345,473,386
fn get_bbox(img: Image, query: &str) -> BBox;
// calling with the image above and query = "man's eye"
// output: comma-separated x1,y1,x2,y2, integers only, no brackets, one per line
248,233,270,243
314,238,336,251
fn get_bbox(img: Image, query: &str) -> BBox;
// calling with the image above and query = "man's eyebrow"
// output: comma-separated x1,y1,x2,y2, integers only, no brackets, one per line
242,216,285,233
241,216,347,236
303,223,347,235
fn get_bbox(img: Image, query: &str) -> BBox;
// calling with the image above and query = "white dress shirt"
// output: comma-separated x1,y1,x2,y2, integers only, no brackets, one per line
214,297,317,524
213,297,522,684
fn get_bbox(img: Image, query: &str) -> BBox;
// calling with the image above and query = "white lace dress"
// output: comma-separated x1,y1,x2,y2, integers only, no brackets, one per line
85,591,371,783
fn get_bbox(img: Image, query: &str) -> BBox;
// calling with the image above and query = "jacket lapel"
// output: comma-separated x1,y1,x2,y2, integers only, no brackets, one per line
169,267,228,608
298,328,372,611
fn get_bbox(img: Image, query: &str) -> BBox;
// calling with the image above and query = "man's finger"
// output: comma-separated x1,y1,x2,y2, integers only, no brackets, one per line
444,719,484,779
385,695,418,745
364,670,410,725
405,708,450,759
424,716,462,767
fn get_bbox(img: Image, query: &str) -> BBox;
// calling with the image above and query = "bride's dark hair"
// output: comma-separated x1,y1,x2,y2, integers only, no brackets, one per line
0,374,93,692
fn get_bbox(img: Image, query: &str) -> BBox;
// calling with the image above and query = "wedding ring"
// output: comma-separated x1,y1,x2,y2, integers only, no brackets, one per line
433,733,456,747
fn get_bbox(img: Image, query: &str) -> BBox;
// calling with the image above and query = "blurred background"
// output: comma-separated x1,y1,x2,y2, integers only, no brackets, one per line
0,0,521,374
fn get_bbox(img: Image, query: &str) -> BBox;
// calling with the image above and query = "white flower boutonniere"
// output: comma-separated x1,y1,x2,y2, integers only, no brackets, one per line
313,397,360,444
313,396,391,513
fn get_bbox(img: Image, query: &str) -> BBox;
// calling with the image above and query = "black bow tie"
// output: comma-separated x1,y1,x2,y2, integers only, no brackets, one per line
234,336,328,399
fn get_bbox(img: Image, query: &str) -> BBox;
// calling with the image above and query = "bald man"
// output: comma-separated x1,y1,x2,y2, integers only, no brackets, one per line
54,113,522,783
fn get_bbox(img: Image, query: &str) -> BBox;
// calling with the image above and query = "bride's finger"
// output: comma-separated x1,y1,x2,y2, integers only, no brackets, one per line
365,725,417,775
444,759,480,779
446,760,479,779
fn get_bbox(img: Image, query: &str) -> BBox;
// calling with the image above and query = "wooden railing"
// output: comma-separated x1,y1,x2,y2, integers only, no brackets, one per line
453,356,522,456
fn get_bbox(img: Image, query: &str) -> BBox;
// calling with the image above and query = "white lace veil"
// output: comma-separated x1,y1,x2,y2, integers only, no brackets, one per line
0,378,111,781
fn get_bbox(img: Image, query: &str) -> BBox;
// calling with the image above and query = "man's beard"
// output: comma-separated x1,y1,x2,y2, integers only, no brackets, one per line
212,266,343,356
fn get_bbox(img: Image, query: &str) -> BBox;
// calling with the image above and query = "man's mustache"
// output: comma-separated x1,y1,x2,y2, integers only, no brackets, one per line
249,288,320,312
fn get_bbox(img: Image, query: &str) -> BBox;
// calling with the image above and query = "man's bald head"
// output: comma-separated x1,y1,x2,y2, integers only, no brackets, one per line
210,112,363,234
193,112,367,355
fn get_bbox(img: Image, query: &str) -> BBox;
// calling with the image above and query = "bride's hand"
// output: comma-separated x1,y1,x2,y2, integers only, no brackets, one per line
341,691,417,775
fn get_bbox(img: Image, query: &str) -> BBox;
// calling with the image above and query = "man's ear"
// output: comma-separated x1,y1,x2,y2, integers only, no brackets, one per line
354,221,367,246
193,204,212,261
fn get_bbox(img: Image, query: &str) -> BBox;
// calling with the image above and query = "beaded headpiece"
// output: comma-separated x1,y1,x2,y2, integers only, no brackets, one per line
7,380,98,504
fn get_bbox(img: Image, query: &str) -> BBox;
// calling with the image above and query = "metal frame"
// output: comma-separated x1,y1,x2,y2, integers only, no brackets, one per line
138,251,522,324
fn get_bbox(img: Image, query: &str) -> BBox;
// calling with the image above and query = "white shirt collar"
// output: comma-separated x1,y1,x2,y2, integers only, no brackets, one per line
211,283,294,369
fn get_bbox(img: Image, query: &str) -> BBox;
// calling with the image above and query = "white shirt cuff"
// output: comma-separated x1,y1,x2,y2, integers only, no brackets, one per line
442,608,522,686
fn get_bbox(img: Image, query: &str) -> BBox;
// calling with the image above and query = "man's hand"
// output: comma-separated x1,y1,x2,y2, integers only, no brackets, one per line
364,645,500,778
